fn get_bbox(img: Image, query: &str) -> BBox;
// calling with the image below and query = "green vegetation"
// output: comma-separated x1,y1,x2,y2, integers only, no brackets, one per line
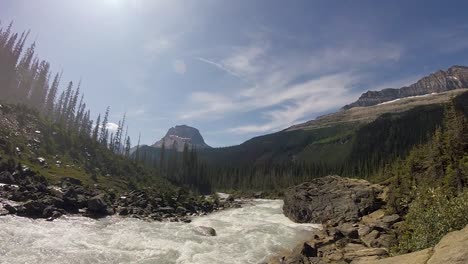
374,97,468,253
0,22,182,195
134,93,467,193
396,189,468,253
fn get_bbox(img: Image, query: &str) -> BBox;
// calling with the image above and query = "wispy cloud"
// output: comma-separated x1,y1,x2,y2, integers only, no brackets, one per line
178,36,402,135
195,57,244,80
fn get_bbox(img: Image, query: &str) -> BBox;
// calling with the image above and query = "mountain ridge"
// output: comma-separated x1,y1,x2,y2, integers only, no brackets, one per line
342,65,468,110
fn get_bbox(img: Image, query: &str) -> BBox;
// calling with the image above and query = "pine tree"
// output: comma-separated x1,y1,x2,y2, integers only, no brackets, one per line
92,114,101,142
100,106,110,146
125,136,131,157
45,72,61,116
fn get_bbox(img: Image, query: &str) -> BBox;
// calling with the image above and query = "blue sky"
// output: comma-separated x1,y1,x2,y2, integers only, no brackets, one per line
2,0,468,147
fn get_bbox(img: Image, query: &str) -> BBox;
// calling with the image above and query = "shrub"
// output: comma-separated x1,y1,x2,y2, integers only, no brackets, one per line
397,188,468,253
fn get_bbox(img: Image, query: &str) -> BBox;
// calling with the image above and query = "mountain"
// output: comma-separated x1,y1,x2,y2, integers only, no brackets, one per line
289,89,467,131
152,125,211,152
343,65,468,110
135,66,468,188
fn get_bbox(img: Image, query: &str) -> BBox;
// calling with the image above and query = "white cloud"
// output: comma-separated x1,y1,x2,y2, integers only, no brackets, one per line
173,59,187,74
106,122,119,134
221,45,265,77
179,36,403,135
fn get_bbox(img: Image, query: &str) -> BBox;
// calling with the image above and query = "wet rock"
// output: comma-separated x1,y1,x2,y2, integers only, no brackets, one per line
196,226,217,236
18,200,48,217
157,206,175,213
87,194,108,214
176,206,188,215
283,176,383,225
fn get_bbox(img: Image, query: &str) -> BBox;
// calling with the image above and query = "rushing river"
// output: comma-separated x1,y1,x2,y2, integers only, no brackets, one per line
0,199,319,264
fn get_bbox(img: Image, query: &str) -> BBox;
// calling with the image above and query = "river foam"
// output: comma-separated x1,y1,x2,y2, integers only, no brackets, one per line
0,199,319,264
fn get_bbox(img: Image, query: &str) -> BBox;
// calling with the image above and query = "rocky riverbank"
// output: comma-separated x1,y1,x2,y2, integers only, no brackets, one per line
269,176,401,264
271,175,468,264
0,163,242,222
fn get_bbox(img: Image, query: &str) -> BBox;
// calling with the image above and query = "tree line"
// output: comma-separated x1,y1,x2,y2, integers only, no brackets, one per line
0,22,131,156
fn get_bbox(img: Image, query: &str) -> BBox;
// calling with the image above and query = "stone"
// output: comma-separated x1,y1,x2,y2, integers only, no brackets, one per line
19,200,48,217
196,226,217,236
4,203,17,214
157,206,175,213
0,171,15,184
427,224,468,264
344,247,388,261
301,242,318,257
354,248,432,264
352,224,468,264
361,209,385,225
380,214,400,225
283,176,383,224
337,223,359,239
87,194,108,214
361,230,380,248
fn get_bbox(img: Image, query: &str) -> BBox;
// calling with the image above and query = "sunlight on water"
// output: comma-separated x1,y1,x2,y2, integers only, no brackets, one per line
0,200,319,264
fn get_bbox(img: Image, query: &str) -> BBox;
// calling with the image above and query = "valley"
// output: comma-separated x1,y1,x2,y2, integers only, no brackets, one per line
1,3,468,264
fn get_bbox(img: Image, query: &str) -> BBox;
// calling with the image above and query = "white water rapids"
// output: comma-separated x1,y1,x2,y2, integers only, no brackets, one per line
0,199,319,264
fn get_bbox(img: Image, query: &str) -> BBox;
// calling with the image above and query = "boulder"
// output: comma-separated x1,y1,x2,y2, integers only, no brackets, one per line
355,224,468,264
18,200,48,217
427,224,468,264
196,226,217,236
87,194,108,214
283,176,384,224
0,171,15,184
337,223,359,239
4,203,17,214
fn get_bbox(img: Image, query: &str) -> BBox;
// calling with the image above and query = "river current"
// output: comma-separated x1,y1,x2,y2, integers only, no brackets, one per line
0,199,319,264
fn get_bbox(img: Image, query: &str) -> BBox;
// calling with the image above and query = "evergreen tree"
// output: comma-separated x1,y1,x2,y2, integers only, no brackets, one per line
100,106,110,146
92,114,101,142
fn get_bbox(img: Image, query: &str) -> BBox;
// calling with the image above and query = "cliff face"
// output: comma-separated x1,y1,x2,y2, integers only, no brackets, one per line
343,65,468,109
152,125,211,152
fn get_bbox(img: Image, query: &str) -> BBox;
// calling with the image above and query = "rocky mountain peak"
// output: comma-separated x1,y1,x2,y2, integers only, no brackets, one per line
343,65,468,110
152,125,211,152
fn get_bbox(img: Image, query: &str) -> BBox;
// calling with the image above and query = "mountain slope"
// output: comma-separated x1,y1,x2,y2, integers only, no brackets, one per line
343,65,468,109
152,125,211,152
289,89,467,131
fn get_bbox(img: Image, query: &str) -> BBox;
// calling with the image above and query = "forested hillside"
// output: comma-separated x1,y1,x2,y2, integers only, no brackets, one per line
0,22,176,193
135,91,468,192
380,96,468,253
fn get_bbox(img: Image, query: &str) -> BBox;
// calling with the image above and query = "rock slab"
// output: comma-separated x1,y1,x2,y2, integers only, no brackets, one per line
283,176,384,224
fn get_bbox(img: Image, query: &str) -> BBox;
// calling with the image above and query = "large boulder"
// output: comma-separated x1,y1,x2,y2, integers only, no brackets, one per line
283,176,384,224
427,224,468,264
87,194,108,214
355,224,468,264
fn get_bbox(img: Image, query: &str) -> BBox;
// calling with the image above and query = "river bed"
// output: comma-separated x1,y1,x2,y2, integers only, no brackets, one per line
0,199,319,264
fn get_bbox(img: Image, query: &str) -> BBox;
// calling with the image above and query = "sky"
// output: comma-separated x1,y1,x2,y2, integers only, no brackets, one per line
2,0,468,147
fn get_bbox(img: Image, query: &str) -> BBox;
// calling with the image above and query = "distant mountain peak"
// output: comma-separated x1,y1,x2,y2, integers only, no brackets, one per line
152,125,211,151
342,65,468,110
